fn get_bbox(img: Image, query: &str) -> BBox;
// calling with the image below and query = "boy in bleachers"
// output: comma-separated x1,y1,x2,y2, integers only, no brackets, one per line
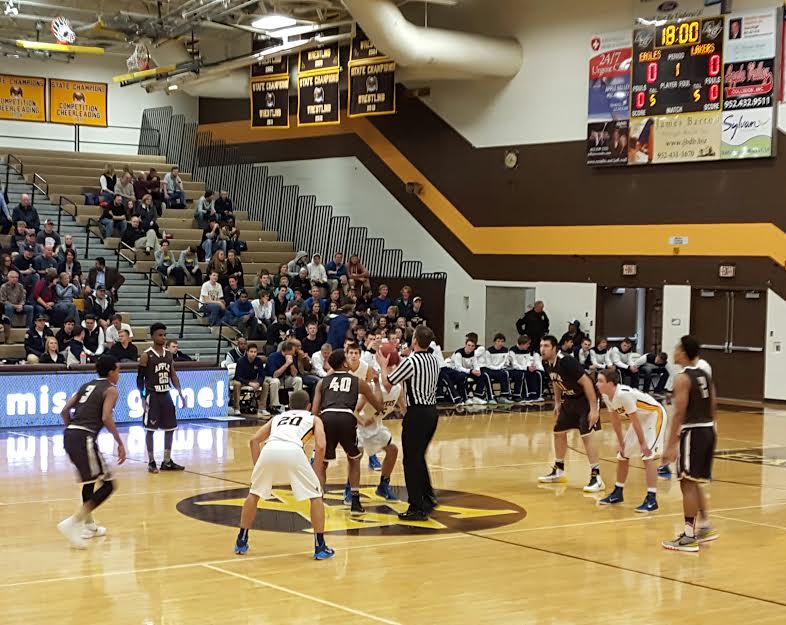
481,333,514,404
508,335,545,403
450,335,493,405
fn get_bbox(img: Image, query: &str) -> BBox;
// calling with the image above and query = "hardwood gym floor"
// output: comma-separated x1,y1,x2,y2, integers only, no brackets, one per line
1,406,785,624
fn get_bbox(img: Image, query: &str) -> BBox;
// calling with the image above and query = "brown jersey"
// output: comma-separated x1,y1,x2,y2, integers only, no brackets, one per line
68,378,113,434
320,371,359,414
144,347,174,394
683,366,714,427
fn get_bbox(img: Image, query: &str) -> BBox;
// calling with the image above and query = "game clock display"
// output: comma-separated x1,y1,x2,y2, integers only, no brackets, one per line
632,17,724,117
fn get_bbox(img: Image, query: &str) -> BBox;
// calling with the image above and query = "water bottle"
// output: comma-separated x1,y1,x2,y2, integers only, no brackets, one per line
79,351,87,366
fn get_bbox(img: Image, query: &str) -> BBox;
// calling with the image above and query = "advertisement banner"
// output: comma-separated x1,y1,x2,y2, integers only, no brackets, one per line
298,40,339,74
721,107,774,159
350,26,386,64
724,8,777,63
587,120,630,166
49,79,107,126
348,60,396,117
652,112,721,163
634,0,721,21
588,32,632,122
0,74,46,122
723,58,775,109
250,77,290,128
297,70,340,126
0,368,229,429
251,36,289,79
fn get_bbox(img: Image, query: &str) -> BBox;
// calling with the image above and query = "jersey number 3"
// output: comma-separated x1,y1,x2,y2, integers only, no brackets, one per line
329,377,353,392
78,385,96,403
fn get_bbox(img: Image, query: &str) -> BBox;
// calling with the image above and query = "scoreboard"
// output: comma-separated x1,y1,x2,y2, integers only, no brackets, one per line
586,8,780,167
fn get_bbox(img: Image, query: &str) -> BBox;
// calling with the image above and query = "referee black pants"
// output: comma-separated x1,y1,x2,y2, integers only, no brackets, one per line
402,405,439,512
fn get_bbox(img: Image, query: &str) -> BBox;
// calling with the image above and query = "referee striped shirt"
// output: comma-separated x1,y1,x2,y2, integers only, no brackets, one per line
388,351,440,406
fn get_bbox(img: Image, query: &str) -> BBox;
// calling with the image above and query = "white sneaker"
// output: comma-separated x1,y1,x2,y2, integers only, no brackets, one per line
538,466,568,483
57,516,88,549
583,475,605,493
257,409,270,417
470,397,487,405
81,523,107,539
486,398,498,405
497,397,514,405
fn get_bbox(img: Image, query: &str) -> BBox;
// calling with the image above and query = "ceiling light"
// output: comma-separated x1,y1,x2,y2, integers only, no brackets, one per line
251,14,296,30
167,84,179,91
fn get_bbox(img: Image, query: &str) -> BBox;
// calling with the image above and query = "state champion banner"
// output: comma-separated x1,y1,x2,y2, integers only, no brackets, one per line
350,26,386,64
49,79,107,127
0,74,46,122
297,69,340,126
250,77,290,128
348,60,396,118
251,35,289,78
298,34,340,75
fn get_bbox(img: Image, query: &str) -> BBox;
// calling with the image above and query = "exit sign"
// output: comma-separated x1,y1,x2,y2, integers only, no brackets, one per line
719,264,736,278
622,263,638,276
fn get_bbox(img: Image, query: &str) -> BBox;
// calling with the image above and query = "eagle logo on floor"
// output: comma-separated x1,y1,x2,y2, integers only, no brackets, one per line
177,485,526,535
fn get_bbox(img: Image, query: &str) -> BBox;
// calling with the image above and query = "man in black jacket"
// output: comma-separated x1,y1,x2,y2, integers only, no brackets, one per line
25,314,54,362
109,329,139,362
55,318,77,352
516,301,549,352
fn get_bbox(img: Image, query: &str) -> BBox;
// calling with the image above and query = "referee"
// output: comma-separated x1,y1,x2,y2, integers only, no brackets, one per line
380,325,441,521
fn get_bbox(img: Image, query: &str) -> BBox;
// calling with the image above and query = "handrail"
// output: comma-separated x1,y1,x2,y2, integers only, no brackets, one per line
214,322,242,366
146,267,168,310
57,196,78,232
5,154,23,194
180,293,203,339
31,172,48,207
116,240,138,272
84,217,105,259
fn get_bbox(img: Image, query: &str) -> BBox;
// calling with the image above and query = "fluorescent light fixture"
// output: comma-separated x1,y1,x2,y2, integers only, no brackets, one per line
251,14,296,30
167,84,179,91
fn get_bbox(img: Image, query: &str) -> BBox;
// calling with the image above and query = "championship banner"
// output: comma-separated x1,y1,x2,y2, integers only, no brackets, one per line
251,35,289,78
0,74,46,122
298,70,340,126
298,38,339,74
348,60,396,118
250,77,290,128
350,26,385,64
49,79,107,126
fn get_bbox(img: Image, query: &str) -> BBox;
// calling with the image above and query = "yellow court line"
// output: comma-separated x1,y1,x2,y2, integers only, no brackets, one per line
202,118,786,261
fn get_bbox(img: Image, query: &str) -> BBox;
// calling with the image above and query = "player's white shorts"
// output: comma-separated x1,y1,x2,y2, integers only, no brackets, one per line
249,442,322,501
357,424,393,457
617,407,667,461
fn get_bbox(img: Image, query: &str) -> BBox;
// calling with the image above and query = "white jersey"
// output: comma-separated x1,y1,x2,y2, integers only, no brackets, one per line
603,385,664,420
602,385,667,460
266,409,316,449
349,359,371,381
665,358,712,392
360,383,401,436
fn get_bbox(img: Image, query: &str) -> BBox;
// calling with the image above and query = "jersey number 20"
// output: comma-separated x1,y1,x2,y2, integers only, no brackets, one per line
278,415,303,426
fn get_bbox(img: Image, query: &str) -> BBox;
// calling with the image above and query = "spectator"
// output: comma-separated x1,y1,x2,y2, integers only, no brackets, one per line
338,275,351,299
264,342,303,412
0,270,33,331
220,217,244,255
395,286,415,319
223,275,243,308
200,271,226,326
325,252,347,290
225,290,255,337
252,272,273,299
372,284,392,315
507,335,544,402
287,336,318,397
86,257,125,300
636,351,669,394
608,337,639,387
251,291,274,338
290,289,305,312
134,194,160,237
0,253,12,286
84,285,115,329
146,168,164,212
450,335,493,404
273,263,290,288
83,315,106,359
154,240,177,286
18,228,41,256
202,217,225,262
172,246,202,286
277,275,294,300
109,329,138,362
57,234,78,263
122,215,160,255
36,220,61,254
55,318,77,352
307,254,328,291
409,297,427,327
114,172,135,203
25,313,54,362
234,342,267,413
560,320,586,349
214,190,234,222
291,266,311,297
307,301,325,328
31,268,59,321
133,171,149,201
287,250,309,275
57,248,82,289
10,222,30,254
311,343,332,377
576,337,594,371
33,246,59,280
207,249,228,286
347,253,370,288
104,313,132,348
167,338,194,361
591,336,609,369
223,336,247,367
327,288,342,312
164,166,186,207
0,192,13,234
266,313,291,351
385,305,399,327
326,304,353,350
273,285,291,318
515,301,549,350
304,285,328,311
100,194,128,238
54,272,80,324
225,249,244,288
559,335,575,356
40,336,66,365
64,326,89,366
194,190,216,229
13,194,40,232
99,163,117,204
301,321,324,356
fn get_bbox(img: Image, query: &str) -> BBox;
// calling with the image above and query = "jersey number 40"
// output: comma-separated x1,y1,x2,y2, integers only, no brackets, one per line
329,377,353,393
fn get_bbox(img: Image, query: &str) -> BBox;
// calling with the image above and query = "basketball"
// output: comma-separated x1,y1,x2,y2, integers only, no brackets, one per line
380,342,400,366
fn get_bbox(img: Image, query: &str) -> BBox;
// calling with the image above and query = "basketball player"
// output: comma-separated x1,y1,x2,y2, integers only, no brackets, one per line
57,355,125,549
596,368,666,512
312,349,384,515
138,322,186,473
234,391,334,560
346,342,382,471
538,335,604,492
662,336,719,552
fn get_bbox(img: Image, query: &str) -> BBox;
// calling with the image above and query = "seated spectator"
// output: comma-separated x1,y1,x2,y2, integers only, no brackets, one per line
154,240,177,286
54,272,80,324
347,253,370,288
311,343,332,377
0,192,13,234
11,222,31,253
253,272,273,299
199,271,226,326
233,342,267,414
277,275,294,300
114,172,136,203
304,285,328,311
576,337,594,372
290,289,305,312
395,286,414,319
325,252,347,290
220,217,244,254
99,163,117,204
591,336,609,369
25,313,54,363
125,199,137,222
222,336,247,367
33,246,59,280
327,289,342,312
84,285,115,329
559,335,575,356
0,254,12,286
385,305,399,326
109,329,138,362
86,257,125,301
252,290,275,336
65,326,89,366
307,301,325,328
0,270,33,331
83,315,106,357
133,171,149,201
307,254,328,291
636,351,669,394
55,318,77,352
57,234,78,263
36,220,61,254
273,286,290,318
122,215,160,255
215,190,234,222
100,194,128,238
57,248,82,289
372,284,392,315
301,321,325,356
507,335,544,402
223,275,243,308
134,194,160,237
18,228,42,256
225,290,255,337
172,246,202,286
194,190,216,229
560,320,586,350
146,168,165,213
40,336,66,365
338,275,351,299
273,263,290,288
31,268,59,321
326,304,353,350
287,250,309,276
167,339,194,361
449,335,493,404
479,333,514,404
266,313,291,352
409,297,427,327
291,266,311,297
201,217,225,262
104,313,131,348
288,336,318,398
13,194,40,232
609,337,639,388
164,166,186,208
207,249,228,286
264,342,303,412
225,249,244,288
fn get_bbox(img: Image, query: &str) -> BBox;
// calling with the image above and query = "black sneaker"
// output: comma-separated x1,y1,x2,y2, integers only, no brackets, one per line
398,508,429,521
350,494,365,516
148,461,159,474
160,459,185,471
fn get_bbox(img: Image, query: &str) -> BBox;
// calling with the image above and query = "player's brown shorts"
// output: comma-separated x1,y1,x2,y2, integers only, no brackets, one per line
321,409,360,461
554,396,601,437
144,392,177,431
678,426,716,482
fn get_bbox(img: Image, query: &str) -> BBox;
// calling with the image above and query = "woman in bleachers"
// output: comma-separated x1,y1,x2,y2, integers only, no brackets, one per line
155,240,176,287
225,249,244,289
273,264,290,288
338,275,351,300
146,168,164,214
308,300,325,328
0,254,12,286
201,216,225,262
172,246,202,286
39,336,66,365
57,249,82,291
251,290,275,339
54,272,80,325
207,249,228,287
99,164,116,205
134,194,160,237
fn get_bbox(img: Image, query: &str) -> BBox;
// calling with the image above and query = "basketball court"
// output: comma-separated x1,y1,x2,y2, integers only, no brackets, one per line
2,405,784,624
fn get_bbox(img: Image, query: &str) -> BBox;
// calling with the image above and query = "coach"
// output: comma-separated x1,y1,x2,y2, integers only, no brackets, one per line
380,325,441,521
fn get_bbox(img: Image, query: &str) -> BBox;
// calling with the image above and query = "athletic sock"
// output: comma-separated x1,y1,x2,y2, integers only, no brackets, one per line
380,475,390,487
146,431,155,462
647,487,657,496
591,464,600,476
351,490,360,498
684,516,696,538
315,533,326,549
75,508,89,523
555,460,565,472
163,449,172,463
615,482,625,490
237,528,249,543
